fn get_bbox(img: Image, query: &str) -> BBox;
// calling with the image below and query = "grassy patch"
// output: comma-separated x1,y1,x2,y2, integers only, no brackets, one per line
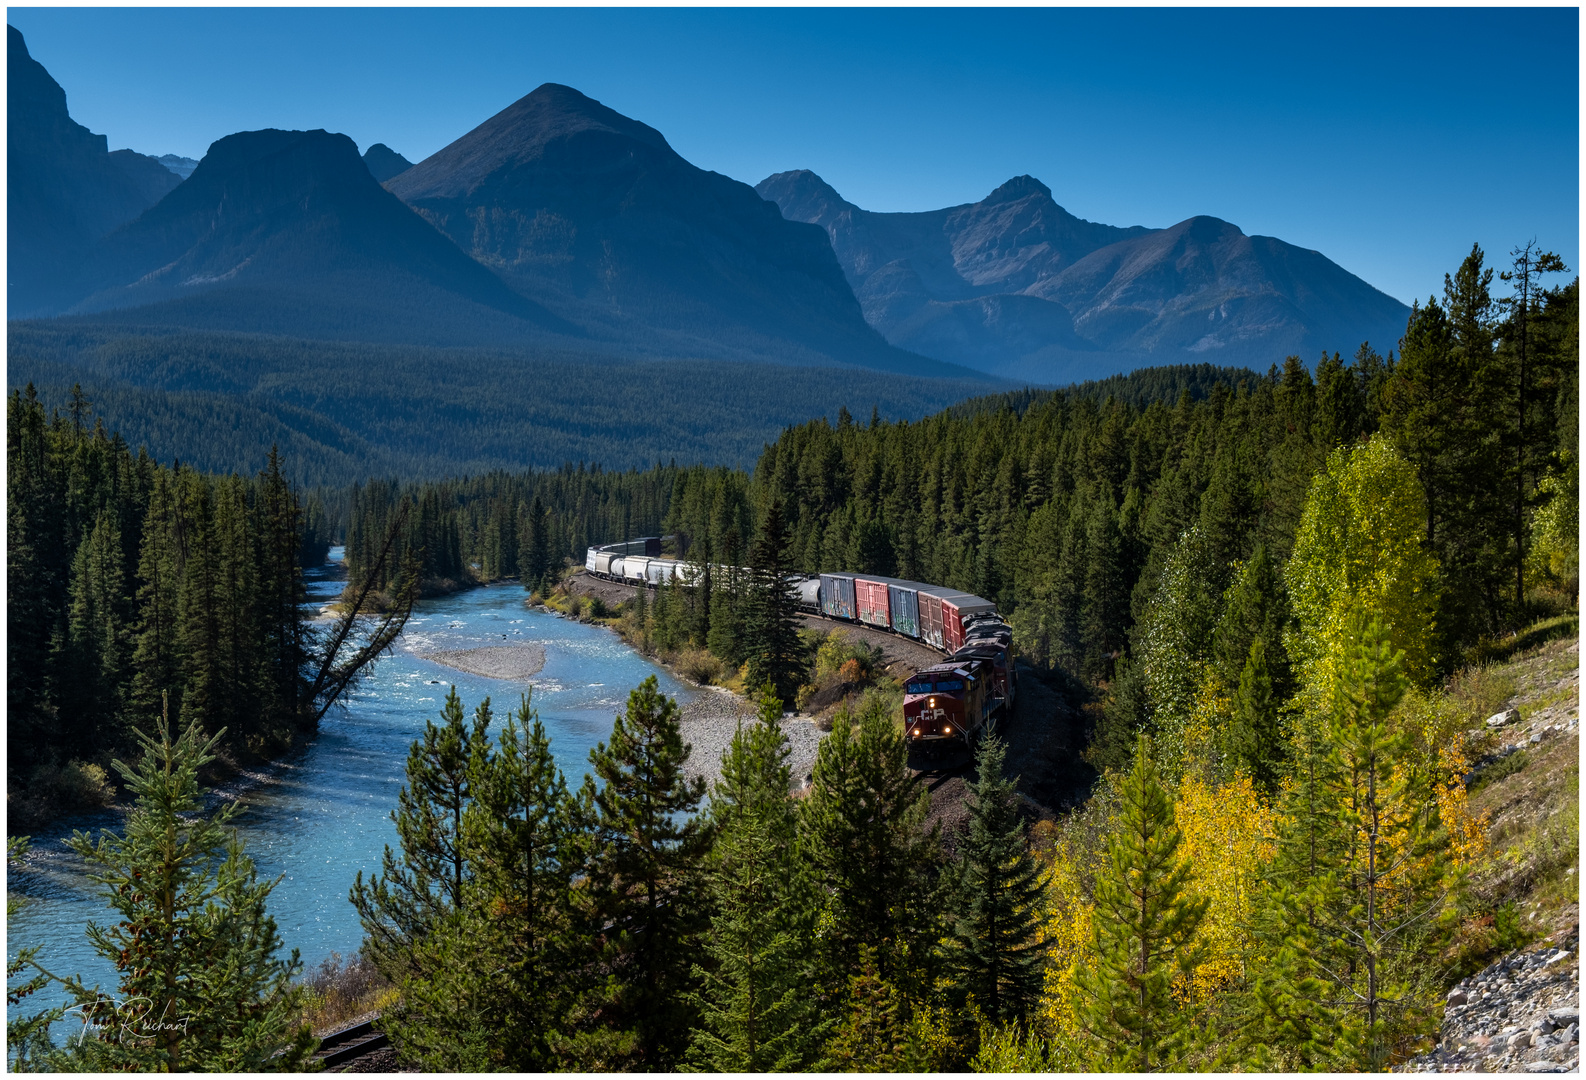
1464,613,1580,667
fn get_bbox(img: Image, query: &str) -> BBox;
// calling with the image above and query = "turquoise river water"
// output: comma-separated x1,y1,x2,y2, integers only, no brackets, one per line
8,548,692,1018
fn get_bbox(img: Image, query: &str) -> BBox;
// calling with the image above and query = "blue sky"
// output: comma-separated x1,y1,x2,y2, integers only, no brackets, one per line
9,7,1578,308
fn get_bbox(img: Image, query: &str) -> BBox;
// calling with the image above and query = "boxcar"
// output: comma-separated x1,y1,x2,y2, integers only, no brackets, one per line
903,658,992,751
942,593,999,652
820,573,857,621
854,577,893,629
887,582,920,638
593,551,618,578
585,548,600,573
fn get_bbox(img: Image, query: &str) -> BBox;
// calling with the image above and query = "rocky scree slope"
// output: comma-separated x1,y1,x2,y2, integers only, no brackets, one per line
1400,629,1580,1073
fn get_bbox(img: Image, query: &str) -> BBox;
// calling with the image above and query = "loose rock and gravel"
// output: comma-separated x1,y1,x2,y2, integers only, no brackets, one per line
675,684,830,792
1400,936,1580,1073
420,644,546,682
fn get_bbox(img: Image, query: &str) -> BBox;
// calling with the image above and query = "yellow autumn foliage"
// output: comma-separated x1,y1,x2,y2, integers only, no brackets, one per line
1173,773,1277,998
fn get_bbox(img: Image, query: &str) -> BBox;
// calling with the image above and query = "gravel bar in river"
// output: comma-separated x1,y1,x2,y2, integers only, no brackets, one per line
421,644,546,682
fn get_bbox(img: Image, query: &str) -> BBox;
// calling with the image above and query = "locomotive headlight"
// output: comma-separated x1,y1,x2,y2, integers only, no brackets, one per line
928,697,936,707
943,725,953,734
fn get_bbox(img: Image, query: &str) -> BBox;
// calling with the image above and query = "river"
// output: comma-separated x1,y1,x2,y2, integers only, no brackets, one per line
7,548,696,1018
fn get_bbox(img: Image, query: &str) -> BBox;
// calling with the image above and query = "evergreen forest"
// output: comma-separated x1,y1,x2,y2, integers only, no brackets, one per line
8,244,1579,1071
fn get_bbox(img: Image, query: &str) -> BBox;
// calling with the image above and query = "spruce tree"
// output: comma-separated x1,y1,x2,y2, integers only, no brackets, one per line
742,497,805,705
14,704,313,1070
948,731,1047,1026
580,675,709,1069
384,692,579,1071
799,693,938,996
1072,736,1208,1071
686,689,826,1071
1229,636,1283,791
821,946,909,1071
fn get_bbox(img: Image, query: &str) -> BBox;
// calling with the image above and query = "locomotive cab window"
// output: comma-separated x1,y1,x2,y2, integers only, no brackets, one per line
935,679,965,691
906,681,934,694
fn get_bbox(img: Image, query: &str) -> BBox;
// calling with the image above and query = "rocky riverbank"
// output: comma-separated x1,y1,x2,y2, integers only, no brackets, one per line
674,685,830,792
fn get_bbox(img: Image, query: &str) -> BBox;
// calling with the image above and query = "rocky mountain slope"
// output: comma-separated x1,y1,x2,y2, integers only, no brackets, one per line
8,26,182,315
1400,627,1580,1072
362,142,412,183
66,127,577,348
759,169,1412,383
387,84,945,373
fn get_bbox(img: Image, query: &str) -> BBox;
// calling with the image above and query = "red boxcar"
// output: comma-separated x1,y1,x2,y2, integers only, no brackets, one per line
854,577,893,630
941,592,999,652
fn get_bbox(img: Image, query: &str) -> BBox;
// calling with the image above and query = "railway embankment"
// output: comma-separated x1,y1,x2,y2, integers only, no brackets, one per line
557,568,1097,829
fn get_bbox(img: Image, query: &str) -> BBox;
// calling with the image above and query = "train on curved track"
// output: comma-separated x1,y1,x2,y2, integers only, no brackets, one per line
585,538,1014,754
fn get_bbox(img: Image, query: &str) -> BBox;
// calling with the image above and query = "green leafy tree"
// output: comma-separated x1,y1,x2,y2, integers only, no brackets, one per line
1285,434,1441,702
580,675,709,1070
948,731,1047,1026
12,706,313,1071
686,689,826,1071
1071,736,1209,1071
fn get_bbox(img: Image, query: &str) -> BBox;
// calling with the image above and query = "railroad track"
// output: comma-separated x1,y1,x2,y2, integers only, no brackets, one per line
313,1017,390,1071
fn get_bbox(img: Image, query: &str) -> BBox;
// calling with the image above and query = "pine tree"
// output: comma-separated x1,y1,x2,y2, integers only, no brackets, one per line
742,498,806,705
686,689,826,1071
129,469,185,724
1245,611,1456,1070
948,731,1047,1026
14,703,313,1070
821,946,909,1071
384,692,579,1071
351,688,492,984
1072,736,1208,1071
580,675,708,1069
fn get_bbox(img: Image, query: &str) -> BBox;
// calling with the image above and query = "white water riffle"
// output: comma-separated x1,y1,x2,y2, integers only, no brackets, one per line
8,548,699,1018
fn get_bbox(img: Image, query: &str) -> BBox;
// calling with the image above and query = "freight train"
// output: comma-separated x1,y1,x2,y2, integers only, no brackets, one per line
584,538,1013,753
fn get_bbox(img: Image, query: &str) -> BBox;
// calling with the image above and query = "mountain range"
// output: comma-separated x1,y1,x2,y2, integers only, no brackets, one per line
9,24,1412,386
756,170,1411,381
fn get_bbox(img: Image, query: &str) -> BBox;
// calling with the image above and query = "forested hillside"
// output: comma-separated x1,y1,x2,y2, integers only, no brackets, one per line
4,386,390,828
346,249,1577,737
7,324,995,485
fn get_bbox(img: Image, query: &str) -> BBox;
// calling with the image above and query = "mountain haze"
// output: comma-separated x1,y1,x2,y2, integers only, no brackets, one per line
759,170,1412,382
8,26,182,315
67,127,578,347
